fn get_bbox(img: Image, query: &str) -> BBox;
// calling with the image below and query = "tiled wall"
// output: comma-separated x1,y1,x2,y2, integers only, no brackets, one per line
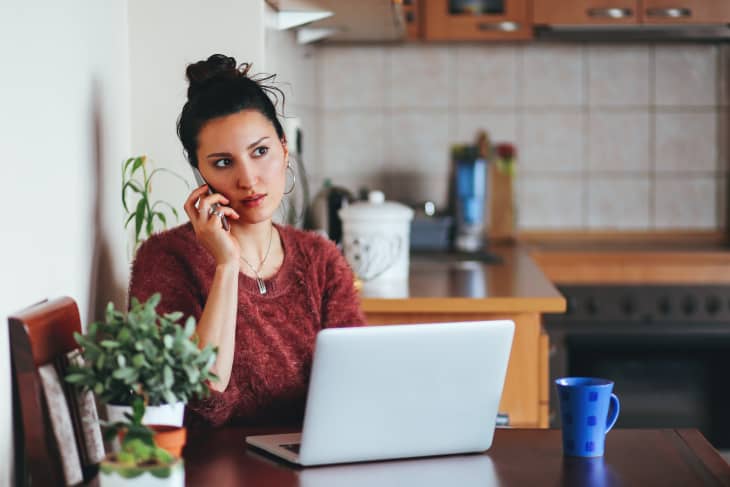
308,43,728,231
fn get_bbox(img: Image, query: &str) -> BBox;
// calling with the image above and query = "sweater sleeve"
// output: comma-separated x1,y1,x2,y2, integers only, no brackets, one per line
128,232,238,427
320,241,367,328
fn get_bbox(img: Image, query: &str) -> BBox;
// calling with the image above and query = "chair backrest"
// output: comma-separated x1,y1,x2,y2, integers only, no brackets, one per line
9,296,102,486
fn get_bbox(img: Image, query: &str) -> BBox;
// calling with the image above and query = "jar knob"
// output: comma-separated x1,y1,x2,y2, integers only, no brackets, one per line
368,190,385,204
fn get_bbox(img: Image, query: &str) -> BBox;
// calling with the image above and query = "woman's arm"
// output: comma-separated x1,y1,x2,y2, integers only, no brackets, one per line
181,185,242,391
321,242,367,328
194,262,238,391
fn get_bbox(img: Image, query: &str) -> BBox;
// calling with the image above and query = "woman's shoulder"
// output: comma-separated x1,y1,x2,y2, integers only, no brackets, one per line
133,222,199,262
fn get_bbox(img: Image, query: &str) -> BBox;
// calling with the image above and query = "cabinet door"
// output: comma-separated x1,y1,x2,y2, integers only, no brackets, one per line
641,0,730,24
533,0,639,25
424,0,532,41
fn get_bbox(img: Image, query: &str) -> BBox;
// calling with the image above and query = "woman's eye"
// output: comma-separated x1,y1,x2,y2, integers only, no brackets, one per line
214,158,232,168
253,146,269,157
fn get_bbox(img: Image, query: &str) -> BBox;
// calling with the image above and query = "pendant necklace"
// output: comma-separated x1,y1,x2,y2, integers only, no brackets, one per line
239,224,274,295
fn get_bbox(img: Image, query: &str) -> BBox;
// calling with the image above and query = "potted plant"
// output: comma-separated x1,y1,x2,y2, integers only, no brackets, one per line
99,396,184,487
66,293,218,426
122,155,189,252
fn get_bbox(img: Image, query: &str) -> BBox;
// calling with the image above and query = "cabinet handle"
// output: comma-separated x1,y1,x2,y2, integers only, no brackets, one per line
477,21,520,32
645,7,691,18
586,8,633,19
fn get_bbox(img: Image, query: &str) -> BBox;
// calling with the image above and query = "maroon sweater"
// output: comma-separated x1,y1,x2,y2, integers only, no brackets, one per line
129,223,366,427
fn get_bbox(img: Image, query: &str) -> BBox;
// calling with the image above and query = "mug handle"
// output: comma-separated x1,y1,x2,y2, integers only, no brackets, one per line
605,393,620,433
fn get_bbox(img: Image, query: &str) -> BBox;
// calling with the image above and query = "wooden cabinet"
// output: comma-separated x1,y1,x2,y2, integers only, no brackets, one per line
402,0,423,40
640,0,730,24
533,0,639,25
533,0,730,25
424,0,532,41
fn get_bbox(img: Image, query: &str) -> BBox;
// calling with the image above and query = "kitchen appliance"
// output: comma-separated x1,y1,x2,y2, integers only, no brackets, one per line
452,147,487,252
339,191,414,297
306,179,353,244
544,284,730,450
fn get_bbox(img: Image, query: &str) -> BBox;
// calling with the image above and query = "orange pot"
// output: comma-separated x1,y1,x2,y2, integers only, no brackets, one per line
151,424,187,457
117,425,187,458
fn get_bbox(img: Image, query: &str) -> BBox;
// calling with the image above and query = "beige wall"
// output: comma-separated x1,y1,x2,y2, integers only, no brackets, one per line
0,2,131,485
313,43,729,231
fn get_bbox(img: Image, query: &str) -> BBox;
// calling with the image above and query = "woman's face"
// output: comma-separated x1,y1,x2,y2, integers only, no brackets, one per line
196,109,288,225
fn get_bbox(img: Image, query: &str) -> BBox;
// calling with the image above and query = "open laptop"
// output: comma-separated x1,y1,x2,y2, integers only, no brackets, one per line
245,320,514,466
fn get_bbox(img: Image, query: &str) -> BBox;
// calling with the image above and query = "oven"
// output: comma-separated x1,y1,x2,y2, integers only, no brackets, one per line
544,285,730,450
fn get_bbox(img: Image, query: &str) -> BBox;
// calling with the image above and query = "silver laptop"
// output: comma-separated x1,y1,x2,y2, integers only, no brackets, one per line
245,320,514,466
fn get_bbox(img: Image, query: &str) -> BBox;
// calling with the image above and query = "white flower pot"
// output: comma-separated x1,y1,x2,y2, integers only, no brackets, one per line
99,458,184,487
107,402,185,427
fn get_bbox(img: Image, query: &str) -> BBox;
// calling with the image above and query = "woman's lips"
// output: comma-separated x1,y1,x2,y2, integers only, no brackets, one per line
241,194,266,208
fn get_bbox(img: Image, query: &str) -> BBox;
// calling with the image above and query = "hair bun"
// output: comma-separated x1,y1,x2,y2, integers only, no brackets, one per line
185,54,251,99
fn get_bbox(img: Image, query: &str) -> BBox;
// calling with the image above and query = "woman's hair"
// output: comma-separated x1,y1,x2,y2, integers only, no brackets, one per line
177,54,286,168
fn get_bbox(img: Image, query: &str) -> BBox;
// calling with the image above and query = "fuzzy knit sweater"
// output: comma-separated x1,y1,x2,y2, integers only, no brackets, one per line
128,223,366,427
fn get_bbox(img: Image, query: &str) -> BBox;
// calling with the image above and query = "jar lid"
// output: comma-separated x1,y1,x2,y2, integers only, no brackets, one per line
339,191,414,222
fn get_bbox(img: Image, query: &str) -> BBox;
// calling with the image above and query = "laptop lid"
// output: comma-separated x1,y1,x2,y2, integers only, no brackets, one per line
298,320,514,466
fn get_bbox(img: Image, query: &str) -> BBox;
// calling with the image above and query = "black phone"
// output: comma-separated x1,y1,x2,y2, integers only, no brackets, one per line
192,167,230,231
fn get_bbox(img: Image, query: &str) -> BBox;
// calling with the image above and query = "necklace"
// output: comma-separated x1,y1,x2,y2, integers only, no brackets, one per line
239,224,274,295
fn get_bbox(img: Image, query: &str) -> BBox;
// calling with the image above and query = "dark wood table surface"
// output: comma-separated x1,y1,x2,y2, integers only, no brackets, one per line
182,427,730,486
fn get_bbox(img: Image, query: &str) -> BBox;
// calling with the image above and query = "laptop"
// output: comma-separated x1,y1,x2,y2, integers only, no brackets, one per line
245,320,514,466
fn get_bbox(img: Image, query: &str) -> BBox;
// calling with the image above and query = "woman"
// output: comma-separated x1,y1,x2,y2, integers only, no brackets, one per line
129,54,365,428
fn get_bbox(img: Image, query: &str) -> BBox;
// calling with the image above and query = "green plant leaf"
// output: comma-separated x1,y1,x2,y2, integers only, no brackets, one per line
121,180,143,213
65,373,87,384
131,156,145,175
163,365,173,388
134,198,146,243
113,367,137,382
184,316,196,338
100,340,120,349
155,211,167,228
122,156,137,175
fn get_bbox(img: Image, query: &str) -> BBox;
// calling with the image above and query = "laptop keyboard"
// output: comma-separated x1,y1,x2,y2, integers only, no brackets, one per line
280,443,301,454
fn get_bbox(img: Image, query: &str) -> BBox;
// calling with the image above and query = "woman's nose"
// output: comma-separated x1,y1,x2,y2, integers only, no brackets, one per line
236,161,258,190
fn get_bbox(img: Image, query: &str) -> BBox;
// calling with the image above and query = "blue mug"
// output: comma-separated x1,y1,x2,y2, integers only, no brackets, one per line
555,377,620,457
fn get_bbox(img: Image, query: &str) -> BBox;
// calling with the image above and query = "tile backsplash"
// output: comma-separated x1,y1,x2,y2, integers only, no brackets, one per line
273,38,728,231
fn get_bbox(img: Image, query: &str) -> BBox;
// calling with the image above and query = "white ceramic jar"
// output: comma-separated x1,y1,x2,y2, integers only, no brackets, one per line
339,191,414,296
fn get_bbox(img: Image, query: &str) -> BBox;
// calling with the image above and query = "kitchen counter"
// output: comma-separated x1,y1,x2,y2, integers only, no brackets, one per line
361,245,566,314
359,244,565,429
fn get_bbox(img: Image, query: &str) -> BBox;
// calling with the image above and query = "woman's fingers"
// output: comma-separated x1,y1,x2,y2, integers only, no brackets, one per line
183,185,211,220
197,193,231,219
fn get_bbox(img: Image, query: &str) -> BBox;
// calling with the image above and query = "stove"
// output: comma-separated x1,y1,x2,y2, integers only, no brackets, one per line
544,285,730,449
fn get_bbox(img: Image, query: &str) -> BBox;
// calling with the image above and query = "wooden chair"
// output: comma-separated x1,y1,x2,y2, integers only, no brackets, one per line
9,297,103,486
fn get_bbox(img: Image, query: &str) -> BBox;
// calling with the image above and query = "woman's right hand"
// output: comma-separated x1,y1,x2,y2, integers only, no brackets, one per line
184,185,241,266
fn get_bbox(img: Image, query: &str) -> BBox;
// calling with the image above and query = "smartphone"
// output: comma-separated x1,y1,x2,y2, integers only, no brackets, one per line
192,167,230,231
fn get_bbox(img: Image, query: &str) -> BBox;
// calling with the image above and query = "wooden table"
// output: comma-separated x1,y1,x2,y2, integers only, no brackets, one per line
183,427,730,486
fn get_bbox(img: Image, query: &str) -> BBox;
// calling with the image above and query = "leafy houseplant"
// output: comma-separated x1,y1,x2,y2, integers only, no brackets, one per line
122,155,189,251
98,397,184,486
66,293,218,418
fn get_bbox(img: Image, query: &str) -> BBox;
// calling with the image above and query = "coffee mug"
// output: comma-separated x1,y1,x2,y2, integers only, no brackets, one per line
555,377,620,457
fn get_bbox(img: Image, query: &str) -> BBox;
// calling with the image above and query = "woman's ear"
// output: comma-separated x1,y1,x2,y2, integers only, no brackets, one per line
281,136,289,162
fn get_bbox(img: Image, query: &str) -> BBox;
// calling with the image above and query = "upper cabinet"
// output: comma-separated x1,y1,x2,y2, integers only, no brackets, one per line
640,0,730,24
423,0,532,41
533,0,639,25
533,0,730,26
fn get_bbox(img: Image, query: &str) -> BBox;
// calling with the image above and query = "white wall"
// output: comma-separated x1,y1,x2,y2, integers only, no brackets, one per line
0,2,131,485
128,0,266,227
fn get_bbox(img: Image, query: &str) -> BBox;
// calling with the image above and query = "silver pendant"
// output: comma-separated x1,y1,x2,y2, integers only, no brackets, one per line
256,277,267,295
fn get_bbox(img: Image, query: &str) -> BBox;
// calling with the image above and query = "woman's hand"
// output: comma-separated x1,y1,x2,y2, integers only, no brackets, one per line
184,185,240,266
